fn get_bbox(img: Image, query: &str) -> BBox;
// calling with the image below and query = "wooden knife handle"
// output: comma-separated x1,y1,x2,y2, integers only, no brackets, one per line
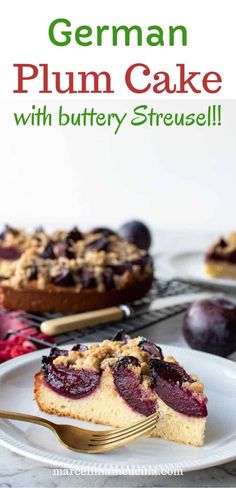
40,307,124,336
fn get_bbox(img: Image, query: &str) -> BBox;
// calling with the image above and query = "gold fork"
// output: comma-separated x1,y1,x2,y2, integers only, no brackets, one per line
0,410,158,453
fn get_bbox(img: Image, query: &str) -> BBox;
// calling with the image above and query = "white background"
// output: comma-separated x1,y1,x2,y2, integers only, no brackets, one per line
0,0,235,235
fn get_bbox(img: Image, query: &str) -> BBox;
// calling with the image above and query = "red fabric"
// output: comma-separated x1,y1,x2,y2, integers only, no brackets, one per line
0,311,54,363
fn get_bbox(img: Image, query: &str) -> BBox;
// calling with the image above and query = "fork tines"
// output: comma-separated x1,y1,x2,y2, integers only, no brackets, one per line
88,412,158,446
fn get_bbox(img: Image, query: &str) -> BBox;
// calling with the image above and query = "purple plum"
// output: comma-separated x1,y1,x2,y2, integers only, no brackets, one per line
0,246,21,260
79,269,97,288
112,329,131,342
102,267,115,289
112,356,156,416
39,243,56,259
53,240,75,259
66,227,83,243
28,265,38,280
42,354,101,399
119,220,152,250
150,359,207,417
86,237,109,252
138,338,163,359
183,299,236,357
91,227,117,237
71,344,88,352
49,347,69,359
53,269,75,287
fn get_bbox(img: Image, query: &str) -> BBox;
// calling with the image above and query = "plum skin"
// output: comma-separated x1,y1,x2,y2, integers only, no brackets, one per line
150,359,207,417
112,356,156,415
119,220,151,250
41,348,100,399
183,299,236,357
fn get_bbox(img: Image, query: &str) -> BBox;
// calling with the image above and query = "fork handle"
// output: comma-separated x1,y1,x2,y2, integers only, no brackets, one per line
40,306,125,336
0,409,56,429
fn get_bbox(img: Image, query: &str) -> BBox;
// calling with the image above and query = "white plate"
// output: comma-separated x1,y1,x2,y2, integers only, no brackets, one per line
161,251,236,290
0,345,236,474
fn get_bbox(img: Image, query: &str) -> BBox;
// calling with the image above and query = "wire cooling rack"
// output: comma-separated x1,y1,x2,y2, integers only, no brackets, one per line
0,278,206,349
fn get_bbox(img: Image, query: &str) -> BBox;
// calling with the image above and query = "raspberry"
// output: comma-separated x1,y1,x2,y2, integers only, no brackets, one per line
22,340,37,352
10,345,29,358
0,350,11,363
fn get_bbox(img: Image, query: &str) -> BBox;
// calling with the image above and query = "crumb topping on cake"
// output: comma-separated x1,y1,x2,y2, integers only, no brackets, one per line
183,381,204,394
53,337,149,371
0,225,48,252
39,334,208,423
52,337,205,398
0,226,152,292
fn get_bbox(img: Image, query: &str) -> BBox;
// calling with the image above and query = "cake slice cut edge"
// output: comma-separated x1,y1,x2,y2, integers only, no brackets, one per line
205,261,236,280
34,336,208,447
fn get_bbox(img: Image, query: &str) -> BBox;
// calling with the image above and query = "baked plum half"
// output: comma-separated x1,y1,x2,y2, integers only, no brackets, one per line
112,356,156,416
41,348,100,399
0,245,21,260
138,338,163,359
150,359,207,418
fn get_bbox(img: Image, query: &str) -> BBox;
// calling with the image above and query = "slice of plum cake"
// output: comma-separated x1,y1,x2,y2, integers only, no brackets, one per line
34,334,207,446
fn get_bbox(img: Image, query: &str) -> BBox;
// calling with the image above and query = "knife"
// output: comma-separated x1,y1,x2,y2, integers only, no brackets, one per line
40,291,222,336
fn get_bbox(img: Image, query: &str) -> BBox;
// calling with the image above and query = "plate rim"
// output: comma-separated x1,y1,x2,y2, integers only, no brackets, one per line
159,250,236,289
0,344,236,474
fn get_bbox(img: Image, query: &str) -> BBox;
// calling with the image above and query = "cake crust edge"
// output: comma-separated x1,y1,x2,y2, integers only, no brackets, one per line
0,273,153,312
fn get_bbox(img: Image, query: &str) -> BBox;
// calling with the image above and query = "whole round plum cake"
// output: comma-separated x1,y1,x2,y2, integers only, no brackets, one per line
0,225,153,312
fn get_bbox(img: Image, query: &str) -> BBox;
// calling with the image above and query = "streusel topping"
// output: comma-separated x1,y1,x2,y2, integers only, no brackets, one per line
0,226,152,291
52,337,205,398
53,337,149,371
0,225,49,251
